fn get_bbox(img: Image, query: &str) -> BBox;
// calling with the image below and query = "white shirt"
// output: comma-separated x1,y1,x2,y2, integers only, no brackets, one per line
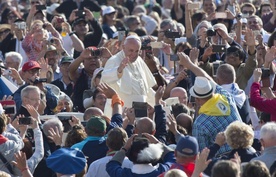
86,156,133,177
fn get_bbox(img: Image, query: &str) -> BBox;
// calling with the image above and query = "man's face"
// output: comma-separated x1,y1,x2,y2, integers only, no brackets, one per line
45,50,58,67
261,6,272,17
74,22,88,35
203,0,215,15
225,52,242,68
93,92,107,111
247,17,261,30
123,39,141,63
23,90,41,109
170,90,188,105
5,56,19,70
22,68,40,83
129,18,141,31
60,62,70,77
83,57,100,73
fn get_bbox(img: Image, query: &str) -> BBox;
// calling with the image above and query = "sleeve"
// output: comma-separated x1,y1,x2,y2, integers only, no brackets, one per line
192,121,209,151
158,145,176,173
106,151,125,177
154,105,167,144
22,32,33,55
125,124,134,138
86,19,103,46
13,89,22,112
262,13,276,33
27,128,44,173
45,86,58,110
101,57,121,84
243,52,257,81
106,113,123,132
250,82,276,117
3,129,24,151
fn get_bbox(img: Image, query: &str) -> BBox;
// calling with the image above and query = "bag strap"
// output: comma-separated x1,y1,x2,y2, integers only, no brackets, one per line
0,152,14,174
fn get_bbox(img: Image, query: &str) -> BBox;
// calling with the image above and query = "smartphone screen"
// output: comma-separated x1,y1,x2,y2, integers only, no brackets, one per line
215,12,227,19
132,102,148,118
19,117,32,125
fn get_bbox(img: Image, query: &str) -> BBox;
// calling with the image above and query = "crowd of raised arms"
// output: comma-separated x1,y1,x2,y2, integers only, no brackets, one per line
0,0,276,177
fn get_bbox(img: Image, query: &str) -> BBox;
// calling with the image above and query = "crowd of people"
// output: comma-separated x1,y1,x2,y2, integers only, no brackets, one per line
0,0,276,176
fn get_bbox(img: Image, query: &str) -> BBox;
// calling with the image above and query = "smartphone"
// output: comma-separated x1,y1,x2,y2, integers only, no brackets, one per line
170,54,179,61
189,95,195,104
132,102,148,118
150,42,163,49
36,5,46,10
91,49,101,57
165,31,181,39
187,3,200,10
0,100,16,114
2,69,11,75
118,31,125,41
212,61,221,77
19,117,32,125
57,116,72,132
15,22,26,30
215,12,227,19
75,10,86,17
261,68,270,78
212,45,226,53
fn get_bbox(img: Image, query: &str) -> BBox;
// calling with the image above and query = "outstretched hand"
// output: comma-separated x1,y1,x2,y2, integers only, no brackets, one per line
97,83,117,98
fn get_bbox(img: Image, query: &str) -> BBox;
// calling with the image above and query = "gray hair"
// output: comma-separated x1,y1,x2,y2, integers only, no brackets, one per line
21,86,40,100
59,92,73,110
176,23,185,36
42,118,64,137
5,52,23,66
260,122,276,142
160,19,177,31
248,15,263,26
217,64,236,84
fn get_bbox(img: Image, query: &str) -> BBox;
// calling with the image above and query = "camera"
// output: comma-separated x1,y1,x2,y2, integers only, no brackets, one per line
32,78,47,85
57,116,72,132
91,49,101,57
207,28,216,37
141,38,152,50
75,10,86,17
15,22,26,30
261,68,270,78
48,38,55,44
165,30,181,39
19,117,32,125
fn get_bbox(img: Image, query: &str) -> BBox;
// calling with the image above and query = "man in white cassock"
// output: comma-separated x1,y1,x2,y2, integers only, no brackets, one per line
101,35,156,108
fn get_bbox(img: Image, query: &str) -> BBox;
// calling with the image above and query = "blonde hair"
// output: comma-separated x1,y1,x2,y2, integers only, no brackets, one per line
225,121,254,149
164,169,188,177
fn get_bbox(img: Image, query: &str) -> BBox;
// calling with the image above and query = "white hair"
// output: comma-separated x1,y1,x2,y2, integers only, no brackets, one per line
137,143,163,162
260,122,276,143
5,51,23,66
164,169,188,177
21,85,40,100
42,118,64,137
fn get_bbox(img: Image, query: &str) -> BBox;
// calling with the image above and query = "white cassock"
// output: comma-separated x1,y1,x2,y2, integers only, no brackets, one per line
101,50,156,108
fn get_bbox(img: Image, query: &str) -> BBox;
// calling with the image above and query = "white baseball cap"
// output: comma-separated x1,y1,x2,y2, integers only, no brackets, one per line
102,6,116,16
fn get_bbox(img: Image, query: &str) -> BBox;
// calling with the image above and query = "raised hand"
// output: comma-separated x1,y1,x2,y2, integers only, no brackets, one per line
47,126,63,146
253,68,262,83
97,83,117,98
118,57,129,73
166,114,178,135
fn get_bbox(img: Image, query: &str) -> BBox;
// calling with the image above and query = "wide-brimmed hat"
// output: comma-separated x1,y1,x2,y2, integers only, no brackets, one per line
189,77,216,98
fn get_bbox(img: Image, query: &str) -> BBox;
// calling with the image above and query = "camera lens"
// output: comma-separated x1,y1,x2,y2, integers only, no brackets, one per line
207,28,216,37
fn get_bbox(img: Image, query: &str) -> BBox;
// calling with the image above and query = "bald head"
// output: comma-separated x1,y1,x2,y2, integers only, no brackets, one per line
176,113,193,135
83,107,104,121
216,64,236,85
170,87,188,105
135,117,156,134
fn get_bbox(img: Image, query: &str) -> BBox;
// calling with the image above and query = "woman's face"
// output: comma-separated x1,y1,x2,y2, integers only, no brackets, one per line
261,6,272,17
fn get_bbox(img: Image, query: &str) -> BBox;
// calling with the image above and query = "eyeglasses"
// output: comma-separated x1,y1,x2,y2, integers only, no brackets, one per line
242,10,254,15
248,21,258,25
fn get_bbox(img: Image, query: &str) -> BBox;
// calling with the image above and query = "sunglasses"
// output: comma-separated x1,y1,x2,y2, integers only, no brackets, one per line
242,10,254,15
0,29,10,36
